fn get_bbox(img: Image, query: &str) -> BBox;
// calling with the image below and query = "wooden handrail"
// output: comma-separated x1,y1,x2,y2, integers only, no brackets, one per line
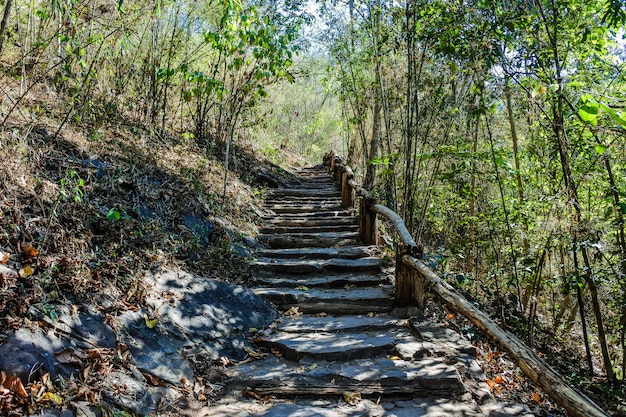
323,150,609,417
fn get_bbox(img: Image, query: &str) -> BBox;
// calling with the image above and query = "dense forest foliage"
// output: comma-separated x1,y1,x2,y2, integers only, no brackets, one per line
1,0,626,408
313,0,626,389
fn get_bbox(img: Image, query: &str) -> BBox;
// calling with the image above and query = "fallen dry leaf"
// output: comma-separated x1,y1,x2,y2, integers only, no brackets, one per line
38,391,63,405
0,251,9,264
284,306,301,317
142,371,165,386
0,371,27,397
531,391,542,404
243,388,262,400
22,244,38,258
271,347,282,358
54,348,87,365
342,391,361,405
244,346,267,359
19,266,33,278
143,313,157,329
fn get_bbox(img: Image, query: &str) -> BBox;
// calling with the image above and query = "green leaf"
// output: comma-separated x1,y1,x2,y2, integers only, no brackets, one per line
579,103,599,126
594,144,607,155
620,202,626,215
107,208,121,222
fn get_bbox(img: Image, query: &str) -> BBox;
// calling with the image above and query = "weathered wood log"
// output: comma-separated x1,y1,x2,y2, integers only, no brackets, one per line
341,166,355,209
359,197,378,245
402,255,609,417
395,245,425,308
370,204,422,253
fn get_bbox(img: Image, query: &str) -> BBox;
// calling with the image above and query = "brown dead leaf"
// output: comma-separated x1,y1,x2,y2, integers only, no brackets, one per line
493,375,504,384
0,251,9,264
22,244,38,258
55,348,87,365
531,391,542,404
86,348,113,359
486,379,495,388
0,371,27,397
142,371,165,386
259,395,273,405
243,388,262,400
447,313,455,320
82,365,92,382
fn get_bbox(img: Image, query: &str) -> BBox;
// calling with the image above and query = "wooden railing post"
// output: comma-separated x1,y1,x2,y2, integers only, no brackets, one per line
341,168,355,209
359,196,377,244
395,246,426,308
332,158,341,182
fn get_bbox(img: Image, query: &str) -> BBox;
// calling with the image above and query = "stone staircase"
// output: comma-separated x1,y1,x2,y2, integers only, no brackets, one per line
217,166,532,416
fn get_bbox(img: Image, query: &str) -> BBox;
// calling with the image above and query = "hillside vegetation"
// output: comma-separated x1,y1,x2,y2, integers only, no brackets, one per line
1,0,626,415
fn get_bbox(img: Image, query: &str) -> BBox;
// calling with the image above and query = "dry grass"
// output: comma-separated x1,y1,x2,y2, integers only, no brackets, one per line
0,71,278,342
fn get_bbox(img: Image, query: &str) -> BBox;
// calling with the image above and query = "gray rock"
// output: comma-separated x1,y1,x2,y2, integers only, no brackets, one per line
100,371,180,416
27,408,74,417
0,327,68,382
231,243,252,257
182,214,214,247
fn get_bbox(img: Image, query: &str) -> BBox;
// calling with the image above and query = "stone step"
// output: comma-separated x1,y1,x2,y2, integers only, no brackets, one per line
269,205,344,214
227,356,466,397
260,225,358,234
264,216,356,226
253,257,382,274
263,211,354,220
276,315,401,333
253,286,394,314
256,246,379,260
252,272,390,288
260,331,402,361
259,232,359,249
264,198,340,205
269,189,341,197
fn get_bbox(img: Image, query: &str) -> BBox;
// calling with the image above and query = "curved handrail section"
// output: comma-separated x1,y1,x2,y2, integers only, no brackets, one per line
322,149,609,417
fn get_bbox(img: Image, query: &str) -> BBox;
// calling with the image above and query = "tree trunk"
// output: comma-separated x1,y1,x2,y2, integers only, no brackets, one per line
403,256,609,417
535,0,614,381
0,0,13,57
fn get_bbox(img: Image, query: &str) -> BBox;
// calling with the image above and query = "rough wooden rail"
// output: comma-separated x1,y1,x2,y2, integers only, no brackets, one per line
323,150,608,417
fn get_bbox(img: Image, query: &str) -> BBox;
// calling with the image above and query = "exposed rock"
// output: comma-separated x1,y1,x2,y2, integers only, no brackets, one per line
182,214,214,247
